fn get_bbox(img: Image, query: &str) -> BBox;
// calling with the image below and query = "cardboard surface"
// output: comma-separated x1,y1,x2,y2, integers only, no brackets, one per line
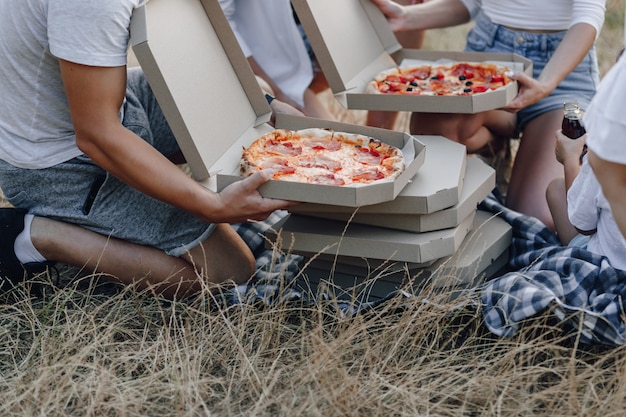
290,135,466,215
291,156,495,232
130,0,425,207
267,210,475,264
299,210,512,301
292,0,533,113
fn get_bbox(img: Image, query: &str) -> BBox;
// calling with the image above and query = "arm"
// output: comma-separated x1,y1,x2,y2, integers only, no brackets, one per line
588,150,626,240
369,0,471,32
59,60,293,224
554,130,587,190
504,22,597,112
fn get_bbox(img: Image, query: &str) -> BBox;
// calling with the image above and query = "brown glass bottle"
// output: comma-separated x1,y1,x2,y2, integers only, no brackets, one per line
562,101,586,139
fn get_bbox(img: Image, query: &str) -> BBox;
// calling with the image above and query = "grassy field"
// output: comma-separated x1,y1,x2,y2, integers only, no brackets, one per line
1,3,625,416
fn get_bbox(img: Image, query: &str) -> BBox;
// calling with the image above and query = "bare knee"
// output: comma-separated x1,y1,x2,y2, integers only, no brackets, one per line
186,224,256,286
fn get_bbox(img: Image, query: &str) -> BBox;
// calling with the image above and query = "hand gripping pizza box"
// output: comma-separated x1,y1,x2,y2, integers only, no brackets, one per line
298,210,511,301
129,0,425,207
290,156,495,233
266,209,475,265
291,0,532,114
289,135,467,216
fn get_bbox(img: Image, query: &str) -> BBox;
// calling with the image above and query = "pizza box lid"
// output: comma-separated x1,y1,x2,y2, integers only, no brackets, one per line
298,209,511,301
130,0,425,207
291,0,533,114
265,209,475,264
288,135,467,215
291,156,495,233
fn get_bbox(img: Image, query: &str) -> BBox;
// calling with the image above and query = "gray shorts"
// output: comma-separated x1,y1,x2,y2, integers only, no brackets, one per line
0,67,213,257
465,10,600,130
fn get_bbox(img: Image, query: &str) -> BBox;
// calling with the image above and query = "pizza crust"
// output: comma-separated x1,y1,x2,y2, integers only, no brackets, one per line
240,128,405,186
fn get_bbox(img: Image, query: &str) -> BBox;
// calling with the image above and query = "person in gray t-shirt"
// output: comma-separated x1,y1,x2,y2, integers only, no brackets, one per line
0,0,295,298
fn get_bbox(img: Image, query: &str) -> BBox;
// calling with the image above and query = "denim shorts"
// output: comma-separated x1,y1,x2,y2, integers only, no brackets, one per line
0,67,214,257
465,11,600,130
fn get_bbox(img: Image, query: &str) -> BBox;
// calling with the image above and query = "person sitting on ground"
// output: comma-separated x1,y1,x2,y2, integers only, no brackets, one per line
546,52,626,270
0,0,299,299
219,0,335,120
371,0,606,231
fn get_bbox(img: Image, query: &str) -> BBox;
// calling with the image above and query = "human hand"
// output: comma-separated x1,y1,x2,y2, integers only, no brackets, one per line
214,170,298,223
370,0,407,32
269,99,305,127
502,72,551,113
554,129,586,166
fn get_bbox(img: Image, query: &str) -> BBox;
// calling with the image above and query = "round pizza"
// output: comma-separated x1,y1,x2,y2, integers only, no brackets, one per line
366,61,512,96
240,128,405,186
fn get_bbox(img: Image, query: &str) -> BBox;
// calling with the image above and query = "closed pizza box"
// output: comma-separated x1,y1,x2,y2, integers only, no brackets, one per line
291,0,533,114
292,156,495,233
129,0,425,207
299,210,511,301
288,135,467,216
266,210,475,264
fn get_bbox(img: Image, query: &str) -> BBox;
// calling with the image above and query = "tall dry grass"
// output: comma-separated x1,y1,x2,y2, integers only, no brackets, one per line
1,2,625,416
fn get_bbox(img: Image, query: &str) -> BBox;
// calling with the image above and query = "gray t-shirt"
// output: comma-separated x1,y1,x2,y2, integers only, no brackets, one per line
0,0,142,169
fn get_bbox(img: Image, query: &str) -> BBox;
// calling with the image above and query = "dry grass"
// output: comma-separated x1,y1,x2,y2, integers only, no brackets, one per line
1,3,625,416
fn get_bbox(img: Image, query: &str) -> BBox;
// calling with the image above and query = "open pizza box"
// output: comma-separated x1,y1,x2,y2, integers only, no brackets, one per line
266,209,475,265
291,0,533,114
292,156,495,233
129,0,425,207
289,135,467,216
299,210,511,301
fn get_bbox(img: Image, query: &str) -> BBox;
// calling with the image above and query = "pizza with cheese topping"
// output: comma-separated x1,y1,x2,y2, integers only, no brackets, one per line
240,128,405,186
366,61,512,96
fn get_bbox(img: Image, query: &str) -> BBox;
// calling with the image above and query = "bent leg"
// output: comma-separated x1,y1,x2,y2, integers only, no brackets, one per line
30,217,254,299
409,110,516,153
506,109,563,231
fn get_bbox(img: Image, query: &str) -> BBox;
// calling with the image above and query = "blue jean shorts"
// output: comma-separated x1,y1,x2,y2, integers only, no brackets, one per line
0,67,214,257
465,11,600,130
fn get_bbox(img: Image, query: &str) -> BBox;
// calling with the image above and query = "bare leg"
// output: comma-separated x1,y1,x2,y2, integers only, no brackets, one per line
301,88,336,120
546,177,578,245
30,218,255,299
506,109,564,231
409,110,516,153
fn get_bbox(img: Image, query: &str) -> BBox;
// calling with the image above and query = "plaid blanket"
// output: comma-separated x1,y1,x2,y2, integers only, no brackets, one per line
231,197,626,346
478,195,626,346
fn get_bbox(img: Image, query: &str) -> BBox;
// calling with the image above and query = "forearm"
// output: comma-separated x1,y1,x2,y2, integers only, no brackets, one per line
588,151,626,240
537,23,596,91
77,125,225,223
404,0,471,30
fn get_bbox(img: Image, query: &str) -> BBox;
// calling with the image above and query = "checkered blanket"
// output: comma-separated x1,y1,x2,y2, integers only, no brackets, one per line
232,197,626,346
478,195,626,346
229,210,407,316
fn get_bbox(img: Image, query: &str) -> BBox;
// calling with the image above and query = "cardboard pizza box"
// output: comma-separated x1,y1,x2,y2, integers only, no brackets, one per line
129,0,425,207
266,210,475,264
288,135,467,215
289,156,495,233
298,210,511,301
291,0,533,114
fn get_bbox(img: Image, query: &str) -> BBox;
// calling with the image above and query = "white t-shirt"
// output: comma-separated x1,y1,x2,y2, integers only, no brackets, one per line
460,0,606,35
219,0,313,107
568,159,626,270
584,53,626,165
0,0,143,169
567,53,626,271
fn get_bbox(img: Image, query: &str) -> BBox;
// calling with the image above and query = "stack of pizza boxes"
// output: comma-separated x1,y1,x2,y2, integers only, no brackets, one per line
129,0,519,301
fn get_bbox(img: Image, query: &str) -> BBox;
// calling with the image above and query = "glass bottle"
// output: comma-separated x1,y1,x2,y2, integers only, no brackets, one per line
562,101,586,139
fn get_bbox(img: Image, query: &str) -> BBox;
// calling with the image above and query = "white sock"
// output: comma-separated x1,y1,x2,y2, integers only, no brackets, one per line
14,214,46,264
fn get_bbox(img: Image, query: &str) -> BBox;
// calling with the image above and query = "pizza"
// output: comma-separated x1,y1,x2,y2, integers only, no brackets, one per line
240,128,405,186
366,61,512,96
